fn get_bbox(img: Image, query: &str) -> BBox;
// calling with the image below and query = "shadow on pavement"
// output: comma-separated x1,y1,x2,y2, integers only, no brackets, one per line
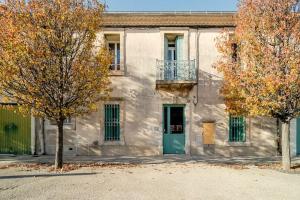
0,172,97,180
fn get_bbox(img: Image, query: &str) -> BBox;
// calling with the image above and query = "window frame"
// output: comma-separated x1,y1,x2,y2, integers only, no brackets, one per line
104,104,121,141
228,116,246,143
107,41,121,71
102,30,125,76
47,117,76,130
99,99,125,145
49,117,73,126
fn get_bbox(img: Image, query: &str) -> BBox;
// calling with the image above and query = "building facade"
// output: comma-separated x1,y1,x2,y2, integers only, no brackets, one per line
4,12,300,157
41,12,280,157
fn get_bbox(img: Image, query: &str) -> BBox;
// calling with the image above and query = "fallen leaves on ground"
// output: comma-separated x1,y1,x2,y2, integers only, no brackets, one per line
1,162,299,172
0,163,51,170
255,163,281,170
0,163,138,172
50,163,139,172
207,163,250,170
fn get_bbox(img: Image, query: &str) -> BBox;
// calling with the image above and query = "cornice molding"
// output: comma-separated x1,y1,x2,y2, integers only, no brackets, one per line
102,12,236,28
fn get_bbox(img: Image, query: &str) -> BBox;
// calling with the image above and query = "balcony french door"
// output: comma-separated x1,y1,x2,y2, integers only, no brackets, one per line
165,45,177,80
163,35,184,80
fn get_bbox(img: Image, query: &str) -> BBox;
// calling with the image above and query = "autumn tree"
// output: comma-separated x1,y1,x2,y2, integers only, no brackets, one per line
216,0,300,171
0,0,111,169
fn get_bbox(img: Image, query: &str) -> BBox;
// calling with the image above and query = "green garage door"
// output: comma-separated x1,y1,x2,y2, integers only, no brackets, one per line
0,107,31,154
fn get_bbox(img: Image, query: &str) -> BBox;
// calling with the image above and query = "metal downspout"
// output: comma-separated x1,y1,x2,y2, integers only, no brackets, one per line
195,29,200,105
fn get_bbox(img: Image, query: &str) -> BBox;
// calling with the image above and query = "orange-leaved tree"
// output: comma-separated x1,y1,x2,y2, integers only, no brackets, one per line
0,0,111,169
215,0,300,171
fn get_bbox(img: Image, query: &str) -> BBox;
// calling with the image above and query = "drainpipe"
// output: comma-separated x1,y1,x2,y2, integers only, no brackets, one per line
123,28,127,76
194,29,200,105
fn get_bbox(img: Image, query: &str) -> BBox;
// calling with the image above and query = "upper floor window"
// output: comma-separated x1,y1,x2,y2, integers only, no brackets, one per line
229,34,238,63
108,42,120,71
164,34,183,62
49,117,73,125
231,43,238,62
105,34,121,71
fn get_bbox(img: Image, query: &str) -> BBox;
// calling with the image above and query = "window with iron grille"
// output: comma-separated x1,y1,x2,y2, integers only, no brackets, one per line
229,116,246,142
104,104,120,141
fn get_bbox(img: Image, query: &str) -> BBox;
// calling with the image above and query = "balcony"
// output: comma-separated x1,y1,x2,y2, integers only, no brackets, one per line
156,60,197,90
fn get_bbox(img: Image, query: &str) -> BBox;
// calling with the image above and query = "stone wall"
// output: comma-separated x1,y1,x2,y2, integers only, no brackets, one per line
43,27,278,157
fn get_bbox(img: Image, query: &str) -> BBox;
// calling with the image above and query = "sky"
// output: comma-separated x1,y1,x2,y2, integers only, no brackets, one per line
103,0,239,12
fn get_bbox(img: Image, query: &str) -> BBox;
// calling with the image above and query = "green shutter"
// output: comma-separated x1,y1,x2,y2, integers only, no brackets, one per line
229,116,246,142
104,104,120,141
164,35,168,61
176,36,184,79
175,35,183,61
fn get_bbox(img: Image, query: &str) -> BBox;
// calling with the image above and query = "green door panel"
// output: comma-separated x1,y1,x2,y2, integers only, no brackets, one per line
0,107,31,154
163,134,185,154
163,105,185,154
297,118,300,155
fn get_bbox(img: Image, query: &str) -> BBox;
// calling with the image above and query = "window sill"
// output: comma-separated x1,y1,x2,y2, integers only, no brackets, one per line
224,141,252,147
102,140,125,146
109,70,125,76
46,124,75,130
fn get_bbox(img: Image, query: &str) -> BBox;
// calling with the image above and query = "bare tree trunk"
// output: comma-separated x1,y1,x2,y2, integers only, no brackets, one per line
281,122,291,171
276,119,282,156
55,120,64,169
38,118,45,155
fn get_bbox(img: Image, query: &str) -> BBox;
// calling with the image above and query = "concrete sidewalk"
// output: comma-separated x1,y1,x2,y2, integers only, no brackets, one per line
1,154,300,166
1,159,300,200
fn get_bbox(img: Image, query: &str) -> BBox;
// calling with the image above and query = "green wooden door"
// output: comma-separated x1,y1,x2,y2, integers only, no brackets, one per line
297,118,300,155
0,107,31,154
163,105,185,154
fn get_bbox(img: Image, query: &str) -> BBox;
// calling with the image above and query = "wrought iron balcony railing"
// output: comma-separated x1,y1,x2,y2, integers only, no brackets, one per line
156,60,196,82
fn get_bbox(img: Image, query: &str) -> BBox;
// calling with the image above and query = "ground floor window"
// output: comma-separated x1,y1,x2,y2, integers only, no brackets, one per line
104,104,120,141
229,116,246,142
49,117,73,125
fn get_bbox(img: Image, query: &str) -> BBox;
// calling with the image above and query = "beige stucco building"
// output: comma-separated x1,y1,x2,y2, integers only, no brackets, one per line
40,12,281,157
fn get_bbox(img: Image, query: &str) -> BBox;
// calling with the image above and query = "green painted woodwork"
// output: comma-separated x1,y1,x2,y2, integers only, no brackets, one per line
297,118,300,155
175,36,183,61
0,107,31,154
163,105,185,154
175,36,184,80
229,116,246,142
164,35,168,61
104,104,120,141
